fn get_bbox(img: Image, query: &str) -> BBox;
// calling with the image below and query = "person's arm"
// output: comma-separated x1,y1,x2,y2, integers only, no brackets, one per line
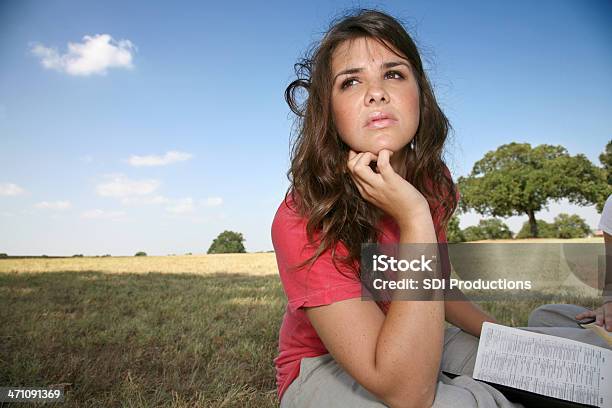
306,209,443,408
305,149,445,408
575,231,612,332
444,288,497,337
604,231,612,304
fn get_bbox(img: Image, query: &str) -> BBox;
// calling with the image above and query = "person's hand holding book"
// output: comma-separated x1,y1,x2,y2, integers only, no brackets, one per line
575,302,612,332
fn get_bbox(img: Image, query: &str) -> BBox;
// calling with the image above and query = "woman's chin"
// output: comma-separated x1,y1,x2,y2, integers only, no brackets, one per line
369,139,402,154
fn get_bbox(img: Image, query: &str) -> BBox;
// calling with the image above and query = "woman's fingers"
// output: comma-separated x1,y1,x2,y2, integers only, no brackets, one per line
347,151,370,198
595,308,604,326
377,149,395,180
353,152,379,186
347,150,363,174
575,310,595,319
604,303,612,332
347,149,398,202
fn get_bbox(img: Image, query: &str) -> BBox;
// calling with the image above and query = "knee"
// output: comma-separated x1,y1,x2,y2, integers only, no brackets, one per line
527,303,558,327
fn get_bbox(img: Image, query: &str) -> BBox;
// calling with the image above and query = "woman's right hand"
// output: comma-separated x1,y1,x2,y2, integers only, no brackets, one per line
575,302,612,332
347,149,430,228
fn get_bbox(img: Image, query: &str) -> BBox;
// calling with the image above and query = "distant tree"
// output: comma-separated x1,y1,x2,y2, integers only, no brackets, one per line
102,254,111,257
207,230,246,254
458,143,607,238
554,213,591,239
462,218,512,241
515,213,591,239
0,253,7,258
463,226,485,242
478,218,513,239
446,215,465,243
185,252,192,256
516,220,557,239
72,254,84,257
135,251,147,257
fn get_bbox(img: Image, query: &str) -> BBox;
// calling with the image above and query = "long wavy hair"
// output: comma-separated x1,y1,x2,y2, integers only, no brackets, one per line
284,9,457,277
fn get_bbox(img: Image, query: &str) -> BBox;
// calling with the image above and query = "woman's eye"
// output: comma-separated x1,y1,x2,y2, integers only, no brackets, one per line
340,71,404,90
385,71,404,79
341,78,359,89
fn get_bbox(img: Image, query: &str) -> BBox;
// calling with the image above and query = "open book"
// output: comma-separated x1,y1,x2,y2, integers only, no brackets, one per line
473,322,612,408
579,321,612,347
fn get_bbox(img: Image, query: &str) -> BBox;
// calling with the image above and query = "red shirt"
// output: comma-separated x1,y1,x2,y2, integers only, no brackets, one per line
271,190,453,401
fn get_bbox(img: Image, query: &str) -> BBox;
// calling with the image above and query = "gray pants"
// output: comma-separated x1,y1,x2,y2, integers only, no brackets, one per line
280,303,610,407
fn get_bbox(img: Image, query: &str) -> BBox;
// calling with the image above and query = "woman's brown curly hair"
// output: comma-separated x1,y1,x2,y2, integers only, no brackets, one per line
284,9,457,277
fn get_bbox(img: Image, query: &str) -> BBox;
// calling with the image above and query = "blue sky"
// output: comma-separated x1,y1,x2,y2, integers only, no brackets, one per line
0,0,610,255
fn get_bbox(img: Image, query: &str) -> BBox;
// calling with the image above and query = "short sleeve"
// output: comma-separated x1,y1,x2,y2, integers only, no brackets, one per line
271,198,362,313
598,194,612,235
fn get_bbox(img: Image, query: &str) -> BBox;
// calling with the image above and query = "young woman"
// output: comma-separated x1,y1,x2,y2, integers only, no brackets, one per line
271,9,609,408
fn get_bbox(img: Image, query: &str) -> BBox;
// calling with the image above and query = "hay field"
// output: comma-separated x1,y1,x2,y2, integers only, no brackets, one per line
0,238,606,407
0,253,278,275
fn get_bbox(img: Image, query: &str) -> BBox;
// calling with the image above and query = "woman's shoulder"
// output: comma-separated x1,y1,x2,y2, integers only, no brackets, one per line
272,191,301,223
271,191,310,243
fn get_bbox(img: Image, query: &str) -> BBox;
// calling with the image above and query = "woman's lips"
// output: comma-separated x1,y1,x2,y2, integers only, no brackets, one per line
366,118,398,129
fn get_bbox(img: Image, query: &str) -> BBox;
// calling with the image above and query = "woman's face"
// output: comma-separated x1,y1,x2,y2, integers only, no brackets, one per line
331,37,420,157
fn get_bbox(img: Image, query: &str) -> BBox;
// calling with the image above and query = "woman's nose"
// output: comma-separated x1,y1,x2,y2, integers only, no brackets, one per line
365,83,389,105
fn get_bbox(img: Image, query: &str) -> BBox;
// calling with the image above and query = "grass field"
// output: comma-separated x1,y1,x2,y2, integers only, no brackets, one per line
0,241,606,407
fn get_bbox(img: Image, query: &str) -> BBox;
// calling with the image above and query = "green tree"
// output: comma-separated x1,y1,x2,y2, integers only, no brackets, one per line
462,218,512,241
515,213,591,239
554,213,591,239
477,218,513,239
207,230,246,254
135,251,147,256
463,226,485,242
458,143,606,238
516,220,557,239
446,215,465,243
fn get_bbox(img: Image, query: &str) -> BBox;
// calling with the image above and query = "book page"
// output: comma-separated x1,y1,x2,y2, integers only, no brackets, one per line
473,322,612,407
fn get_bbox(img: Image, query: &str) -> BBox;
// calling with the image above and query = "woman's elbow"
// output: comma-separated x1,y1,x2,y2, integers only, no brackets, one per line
380,382,437,408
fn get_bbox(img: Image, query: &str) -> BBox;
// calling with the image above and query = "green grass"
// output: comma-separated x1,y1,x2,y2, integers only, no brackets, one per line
0,271,284,407
0,270,603,407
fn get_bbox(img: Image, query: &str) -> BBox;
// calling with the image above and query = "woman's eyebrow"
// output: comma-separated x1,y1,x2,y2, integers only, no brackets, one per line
333,61,411,84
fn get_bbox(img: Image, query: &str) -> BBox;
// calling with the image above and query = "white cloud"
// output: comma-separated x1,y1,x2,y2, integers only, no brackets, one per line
166,197,194,214
96,174,159,197
0,183,25,196
30,34,136,76
80,209,126,220
35,200,72,210
127,150,193,167
121,195,169,206
79,155,93,163
201,196,223,207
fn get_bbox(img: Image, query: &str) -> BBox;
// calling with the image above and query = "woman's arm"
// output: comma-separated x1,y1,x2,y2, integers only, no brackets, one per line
306,211,444,408
444,287,497,337
306,150,445,408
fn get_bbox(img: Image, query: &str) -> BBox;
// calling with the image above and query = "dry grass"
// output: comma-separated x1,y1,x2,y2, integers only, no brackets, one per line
0,268,284,407
0,240,606,407
472,237,604,243
0,253,278,275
